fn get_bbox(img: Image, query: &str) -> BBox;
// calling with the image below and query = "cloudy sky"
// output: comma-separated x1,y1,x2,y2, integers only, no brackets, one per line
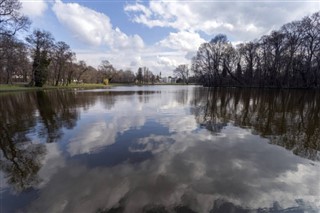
21,0,319,76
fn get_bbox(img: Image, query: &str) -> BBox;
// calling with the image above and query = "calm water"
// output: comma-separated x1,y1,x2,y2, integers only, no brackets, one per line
0,86,319,213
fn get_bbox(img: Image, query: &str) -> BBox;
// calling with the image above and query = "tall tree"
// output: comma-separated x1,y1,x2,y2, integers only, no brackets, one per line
74,60,88,83
98,60,116,83
52,41,74,86
26,30,54,87
0,35,30,84
299,12,320,87
136,67,143,84
238,42,259,85
174,64,189,84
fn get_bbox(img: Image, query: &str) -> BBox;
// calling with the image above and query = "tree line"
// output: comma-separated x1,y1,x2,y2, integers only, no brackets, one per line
0,0,158,87
188,12,320,88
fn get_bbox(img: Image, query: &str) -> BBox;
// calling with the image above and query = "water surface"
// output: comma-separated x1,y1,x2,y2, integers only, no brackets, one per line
0,86,319,213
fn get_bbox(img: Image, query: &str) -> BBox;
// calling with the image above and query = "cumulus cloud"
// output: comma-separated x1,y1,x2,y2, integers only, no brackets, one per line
49,1,202,76
52,0,144,49
158,31,206,51
125,0,320,41
21,0,48,18
157,56,178,67
122,0,320,74
49,1,198,75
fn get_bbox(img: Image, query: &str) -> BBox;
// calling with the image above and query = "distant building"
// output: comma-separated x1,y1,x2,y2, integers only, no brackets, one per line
169,76,177,83
159,76,178,83
161,77,170,83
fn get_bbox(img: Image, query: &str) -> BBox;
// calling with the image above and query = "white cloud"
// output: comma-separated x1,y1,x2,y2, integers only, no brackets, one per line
21,0,48,18
49,1,201,76
158,31,205,51
50,0,166,75
52,0,144,49
125,0,320,41
157,56,178,67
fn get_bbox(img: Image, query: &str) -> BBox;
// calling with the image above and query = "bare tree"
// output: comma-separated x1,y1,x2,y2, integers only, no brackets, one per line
0,35,30,84
238,42,259,85
174,64,189,84
80,65,99,83
0,0,30,36
98,60,116,83
51,41,74,86
74,60,88,83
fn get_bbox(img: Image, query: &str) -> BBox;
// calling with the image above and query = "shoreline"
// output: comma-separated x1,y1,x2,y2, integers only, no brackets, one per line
1,83,319,93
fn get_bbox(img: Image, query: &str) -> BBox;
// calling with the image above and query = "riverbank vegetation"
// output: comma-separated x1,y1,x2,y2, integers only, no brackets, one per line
0,83,108,92
190,12,320,88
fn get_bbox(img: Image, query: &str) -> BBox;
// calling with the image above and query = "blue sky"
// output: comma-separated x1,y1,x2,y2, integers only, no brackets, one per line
21,0,320,76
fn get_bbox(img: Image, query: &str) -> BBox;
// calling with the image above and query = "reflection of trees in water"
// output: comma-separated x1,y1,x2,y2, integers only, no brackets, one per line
0,141,46,192
137,91,160,104
175,89,189,105
98,199,312,213
191,88,228,134
97,90,159,108
191,88,320,161
0,93,47,191
36,91,80,143
0,90,160,191
0,90,101,191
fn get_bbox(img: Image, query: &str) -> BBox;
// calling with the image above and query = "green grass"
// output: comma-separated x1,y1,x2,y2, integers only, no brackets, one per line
0,83,108,92
0,84,34,91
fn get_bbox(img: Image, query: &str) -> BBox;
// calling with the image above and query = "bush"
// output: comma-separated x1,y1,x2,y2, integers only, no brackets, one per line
103,79,109,85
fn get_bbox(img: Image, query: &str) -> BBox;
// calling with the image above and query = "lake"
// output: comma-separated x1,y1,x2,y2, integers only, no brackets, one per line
0,85,319,213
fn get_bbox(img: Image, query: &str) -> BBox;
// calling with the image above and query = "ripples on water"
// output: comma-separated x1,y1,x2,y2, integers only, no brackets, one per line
0,86,319,213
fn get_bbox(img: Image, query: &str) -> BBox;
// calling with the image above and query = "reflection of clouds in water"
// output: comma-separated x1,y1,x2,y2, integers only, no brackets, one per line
66,89,192,156
27,125,320,213
38,143,65,187
67,112,147,156
158,115,198,133
28,165,132,213
160,100,182,110
129,126,320,211
19,87,319,212
68,121,117,156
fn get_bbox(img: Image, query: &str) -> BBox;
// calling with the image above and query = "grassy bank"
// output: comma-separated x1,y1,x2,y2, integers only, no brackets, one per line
0,83,108,92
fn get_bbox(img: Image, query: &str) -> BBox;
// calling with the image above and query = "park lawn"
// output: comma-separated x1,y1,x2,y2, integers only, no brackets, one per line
0,83,108,92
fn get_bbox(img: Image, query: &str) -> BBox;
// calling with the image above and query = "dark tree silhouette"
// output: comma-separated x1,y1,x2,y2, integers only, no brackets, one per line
192,12,320,88
26,30,55,87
